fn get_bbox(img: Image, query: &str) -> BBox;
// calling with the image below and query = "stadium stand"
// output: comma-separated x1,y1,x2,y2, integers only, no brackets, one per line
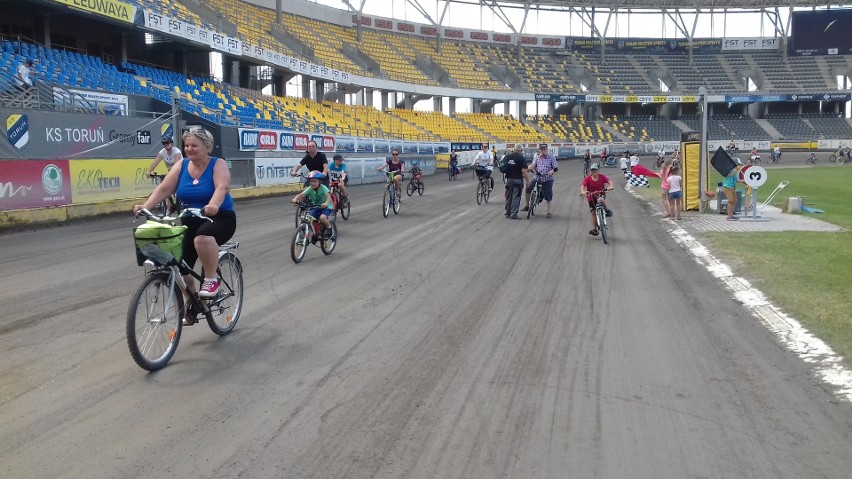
528,115,614,143
806,113,852,139
277,15,367,75
455,113,540,142
603,115,683,141
387,109,483,142
765,113,816,140
681,114,772,141
203,0,296,58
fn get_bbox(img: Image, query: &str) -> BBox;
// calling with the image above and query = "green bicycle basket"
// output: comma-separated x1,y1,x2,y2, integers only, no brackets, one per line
133,221,187,266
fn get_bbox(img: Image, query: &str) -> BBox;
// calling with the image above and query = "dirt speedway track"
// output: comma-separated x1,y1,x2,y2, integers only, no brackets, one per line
2,172,851,478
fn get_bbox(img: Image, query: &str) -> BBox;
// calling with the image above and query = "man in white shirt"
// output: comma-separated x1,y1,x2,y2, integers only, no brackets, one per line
629,152,640,172
15,59,34,90
473,143,494,191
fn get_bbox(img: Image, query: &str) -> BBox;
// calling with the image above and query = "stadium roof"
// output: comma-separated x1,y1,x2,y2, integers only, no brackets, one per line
456,0,839,9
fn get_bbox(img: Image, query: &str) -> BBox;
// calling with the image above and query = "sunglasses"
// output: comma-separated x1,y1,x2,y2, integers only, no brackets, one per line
392,153,399,156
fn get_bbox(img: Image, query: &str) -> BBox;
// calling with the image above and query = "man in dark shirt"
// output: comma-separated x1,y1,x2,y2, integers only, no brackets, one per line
291,140,330,186
503,145,529,219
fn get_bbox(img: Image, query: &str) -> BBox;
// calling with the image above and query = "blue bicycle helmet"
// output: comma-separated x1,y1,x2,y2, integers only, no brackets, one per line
308,170,324,180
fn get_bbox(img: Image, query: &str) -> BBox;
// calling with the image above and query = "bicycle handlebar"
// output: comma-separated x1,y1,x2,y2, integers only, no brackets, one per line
135,207,212,223
580,189,613,198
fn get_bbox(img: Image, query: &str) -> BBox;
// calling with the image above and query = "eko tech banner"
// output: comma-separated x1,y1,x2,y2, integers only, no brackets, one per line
69,159,164,203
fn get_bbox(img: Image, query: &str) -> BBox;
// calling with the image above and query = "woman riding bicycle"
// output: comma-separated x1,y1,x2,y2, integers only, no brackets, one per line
133,128,236,298
146,136,183,177
473,143,494,191
378,150,405,198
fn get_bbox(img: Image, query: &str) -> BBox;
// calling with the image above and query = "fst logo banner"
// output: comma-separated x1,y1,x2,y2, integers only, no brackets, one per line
6,114,29,150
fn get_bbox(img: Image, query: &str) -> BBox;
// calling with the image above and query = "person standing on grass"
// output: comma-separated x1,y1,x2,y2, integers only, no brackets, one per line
659,158,673,218
723,160,743,221
667,165,683,220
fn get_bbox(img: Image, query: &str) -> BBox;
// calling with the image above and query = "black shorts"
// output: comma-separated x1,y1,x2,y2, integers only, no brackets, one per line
587,193,606,211
182,210,236,268
526,180,553,201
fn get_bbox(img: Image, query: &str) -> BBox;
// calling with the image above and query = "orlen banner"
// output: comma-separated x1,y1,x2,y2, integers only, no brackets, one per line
0,160,72,210
69,159,165,203
239,128,334,152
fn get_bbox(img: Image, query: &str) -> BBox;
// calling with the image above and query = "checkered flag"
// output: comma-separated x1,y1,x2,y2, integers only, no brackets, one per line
624,172,651,187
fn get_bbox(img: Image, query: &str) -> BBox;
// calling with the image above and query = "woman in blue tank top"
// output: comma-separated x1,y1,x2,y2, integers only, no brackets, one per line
134,129,236,298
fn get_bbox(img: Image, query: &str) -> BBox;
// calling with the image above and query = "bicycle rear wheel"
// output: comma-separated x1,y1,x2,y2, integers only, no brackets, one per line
829,154,837,163
382,187,390,217
294,206,302,228
406,182,415,196
291,225,309,263
597,208,608,244
207,252,243,335
417,181,424,195
321,222,337,255
126,272,183,371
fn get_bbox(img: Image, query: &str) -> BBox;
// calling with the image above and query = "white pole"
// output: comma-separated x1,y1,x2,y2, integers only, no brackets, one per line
699,86,708,213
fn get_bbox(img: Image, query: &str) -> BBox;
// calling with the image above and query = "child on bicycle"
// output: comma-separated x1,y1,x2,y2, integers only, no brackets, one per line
329,154,349,204
409,161,423,182
580,163,614,236
291,171,333,239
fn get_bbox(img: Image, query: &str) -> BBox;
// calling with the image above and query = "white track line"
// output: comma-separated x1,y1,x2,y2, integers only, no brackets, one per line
627,187,852,403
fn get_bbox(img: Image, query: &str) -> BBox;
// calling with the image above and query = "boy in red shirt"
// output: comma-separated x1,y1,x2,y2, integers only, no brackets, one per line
580,163,614,236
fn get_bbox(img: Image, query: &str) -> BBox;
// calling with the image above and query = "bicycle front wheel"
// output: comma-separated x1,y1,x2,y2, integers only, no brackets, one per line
340,198,350,220
291,225,309,263
392,188,401,214
528,189,538,218
207,252,243,335
476,182,483,205
484,182,490,203
597,208,608,244
126,272,183,371
382,187,390,217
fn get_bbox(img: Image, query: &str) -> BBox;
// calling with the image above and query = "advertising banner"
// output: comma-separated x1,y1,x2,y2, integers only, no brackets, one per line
238,128,334,152
722,37,780,51
335,136,356,153
69,159,160,203
53,88,129,116
0,160,72,210
356,138,374,153
417,142,434,154
254,158,302,186
402,141,418,154
566,37,721,54
0,108,163,159
53,0,137,24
